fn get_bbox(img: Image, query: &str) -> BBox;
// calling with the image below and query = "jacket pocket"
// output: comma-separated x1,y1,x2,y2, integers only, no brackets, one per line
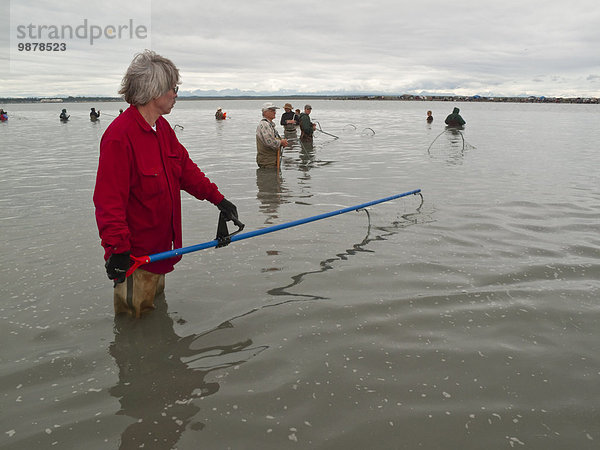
138,166,163,197
166,154,183,180
133,148,164,198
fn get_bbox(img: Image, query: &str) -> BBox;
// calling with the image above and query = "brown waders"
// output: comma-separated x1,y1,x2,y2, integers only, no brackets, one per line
114,268,165,318
283,127,298,140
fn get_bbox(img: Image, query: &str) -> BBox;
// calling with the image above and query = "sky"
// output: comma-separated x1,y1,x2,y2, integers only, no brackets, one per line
1,0,600,98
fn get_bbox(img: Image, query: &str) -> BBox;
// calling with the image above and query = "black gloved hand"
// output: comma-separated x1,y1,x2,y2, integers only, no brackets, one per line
105,251,130,284
217,198,239,222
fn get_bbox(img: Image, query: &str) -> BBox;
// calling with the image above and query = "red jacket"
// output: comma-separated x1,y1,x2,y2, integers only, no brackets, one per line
93,105,224,274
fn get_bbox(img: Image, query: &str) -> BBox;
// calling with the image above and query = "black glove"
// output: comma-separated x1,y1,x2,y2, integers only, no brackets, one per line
217,198,239,222
105,252,130,284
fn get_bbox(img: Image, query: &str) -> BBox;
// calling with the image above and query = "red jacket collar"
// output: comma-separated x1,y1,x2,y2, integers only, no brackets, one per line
129,104,163,132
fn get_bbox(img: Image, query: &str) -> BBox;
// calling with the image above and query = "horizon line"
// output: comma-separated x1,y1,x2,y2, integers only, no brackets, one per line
1,94,599,104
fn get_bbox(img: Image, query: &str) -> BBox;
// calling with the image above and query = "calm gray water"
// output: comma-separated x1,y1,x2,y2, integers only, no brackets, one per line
1,99,599,449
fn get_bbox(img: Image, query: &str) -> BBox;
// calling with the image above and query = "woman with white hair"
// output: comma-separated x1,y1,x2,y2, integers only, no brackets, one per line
93,50,240,318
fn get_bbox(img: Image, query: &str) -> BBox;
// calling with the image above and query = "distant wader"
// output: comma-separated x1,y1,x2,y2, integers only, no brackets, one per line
300,125,314,151
299,113,313,145
256,136,279,168
300,130,313,144
283,114,298,140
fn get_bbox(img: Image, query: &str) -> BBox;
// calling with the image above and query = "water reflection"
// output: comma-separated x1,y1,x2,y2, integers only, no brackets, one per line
296,145,317,201
426,128,473,165
445,127,466,149
109,293,266,449
214,120,226,138
255,168,288,224
298,143,316,171
267,194,425,301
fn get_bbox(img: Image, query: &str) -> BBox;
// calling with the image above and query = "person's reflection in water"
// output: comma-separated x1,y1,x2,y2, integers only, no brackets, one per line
297,143,316,200
109,291,265,449
446,128,465,148
299,139,334,172
298,142,316,171
256,168,287,225
444,128,468,165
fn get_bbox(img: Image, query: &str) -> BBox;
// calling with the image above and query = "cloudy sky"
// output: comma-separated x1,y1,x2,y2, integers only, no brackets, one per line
2,0,599,98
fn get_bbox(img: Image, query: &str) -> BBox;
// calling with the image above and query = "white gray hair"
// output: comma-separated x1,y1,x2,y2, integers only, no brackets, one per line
119,50,180,106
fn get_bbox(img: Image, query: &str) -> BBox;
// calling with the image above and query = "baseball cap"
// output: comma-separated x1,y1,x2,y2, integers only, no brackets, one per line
261,102,279,112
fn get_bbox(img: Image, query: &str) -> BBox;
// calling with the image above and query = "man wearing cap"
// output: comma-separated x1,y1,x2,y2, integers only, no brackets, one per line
299,104,316,145
280,103,299,140
256,102,289,168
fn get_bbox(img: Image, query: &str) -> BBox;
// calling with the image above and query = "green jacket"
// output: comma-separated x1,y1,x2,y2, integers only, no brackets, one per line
299,113,314,138
444,107,466,126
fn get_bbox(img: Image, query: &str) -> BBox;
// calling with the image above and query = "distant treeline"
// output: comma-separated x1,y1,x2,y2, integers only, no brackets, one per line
0,96,124,104
1,95,598,104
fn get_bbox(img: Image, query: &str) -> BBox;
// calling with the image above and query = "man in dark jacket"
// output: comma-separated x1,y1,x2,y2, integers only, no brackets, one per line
444,107,466,127
90,107,101,121
299,104,316,144
280,103,299,139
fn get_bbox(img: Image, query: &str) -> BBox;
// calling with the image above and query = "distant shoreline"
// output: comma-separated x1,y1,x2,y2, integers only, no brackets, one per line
1,95,598,104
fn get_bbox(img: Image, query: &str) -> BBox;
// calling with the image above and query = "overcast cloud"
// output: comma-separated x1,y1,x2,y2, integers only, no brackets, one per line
2,0,599,98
